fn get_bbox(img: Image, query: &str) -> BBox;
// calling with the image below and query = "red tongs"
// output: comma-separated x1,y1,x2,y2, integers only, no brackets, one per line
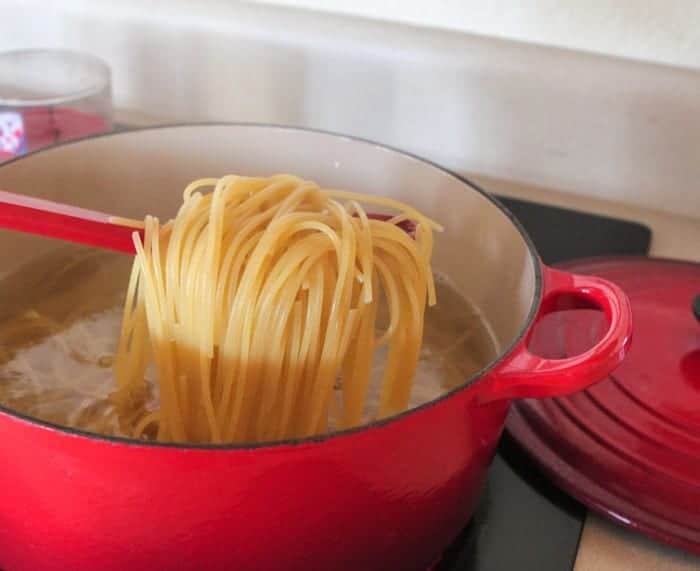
0,190,415,255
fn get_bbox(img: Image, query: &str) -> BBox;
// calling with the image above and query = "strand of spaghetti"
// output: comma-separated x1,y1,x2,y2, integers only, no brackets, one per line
303,202,356,435
134,222,185,441
109,216,145,229
324,189,443,231
134,410,161,438
276,299,304,439
346,201,374,304
340,289,377,428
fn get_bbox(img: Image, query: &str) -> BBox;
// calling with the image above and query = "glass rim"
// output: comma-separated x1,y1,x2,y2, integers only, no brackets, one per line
0,48,111,108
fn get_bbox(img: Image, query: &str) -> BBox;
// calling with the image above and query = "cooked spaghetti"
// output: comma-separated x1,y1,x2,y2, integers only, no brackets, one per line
111,174,441,444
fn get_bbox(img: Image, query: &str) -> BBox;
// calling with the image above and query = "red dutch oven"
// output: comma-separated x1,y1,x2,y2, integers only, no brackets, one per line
0,124,632,571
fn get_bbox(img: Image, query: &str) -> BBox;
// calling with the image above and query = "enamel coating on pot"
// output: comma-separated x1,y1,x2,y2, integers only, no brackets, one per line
0,382,509,571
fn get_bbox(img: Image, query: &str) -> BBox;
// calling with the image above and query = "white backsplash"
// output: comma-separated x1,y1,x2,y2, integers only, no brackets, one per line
1,0,700,220
249,0,700,71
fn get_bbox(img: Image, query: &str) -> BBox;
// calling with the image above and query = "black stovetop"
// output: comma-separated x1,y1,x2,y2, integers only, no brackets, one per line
436,195,651,571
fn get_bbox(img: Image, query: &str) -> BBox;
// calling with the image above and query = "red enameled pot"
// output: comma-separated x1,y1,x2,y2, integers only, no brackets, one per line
0,124,632,571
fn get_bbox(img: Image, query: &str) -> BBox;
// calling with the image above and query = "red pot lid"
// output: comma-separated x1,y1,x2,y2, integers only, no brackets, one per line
506,256,700,555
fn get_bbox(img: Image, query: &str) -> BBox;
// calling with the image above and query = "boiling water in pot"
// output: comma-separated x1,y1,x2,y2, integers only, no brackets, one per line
0,246,498,440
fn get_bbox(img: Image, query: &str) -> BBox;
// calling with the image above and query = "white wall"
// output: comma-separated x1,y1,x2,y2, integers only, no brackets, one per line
1,0,699,219
249,0,700,71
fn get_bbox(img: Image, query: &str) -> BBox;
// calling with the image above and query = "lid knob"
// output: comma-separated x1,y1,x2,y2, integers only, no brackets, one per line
694,294,700,323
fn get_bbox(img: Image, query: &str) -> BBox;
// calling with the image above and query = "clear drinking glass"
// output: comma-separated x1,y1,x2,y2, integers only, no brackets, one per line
0,49,112,161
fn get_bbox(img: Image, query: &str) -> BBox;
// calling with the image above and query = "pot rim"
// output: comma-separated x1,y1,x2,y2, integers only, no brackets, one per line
0,122,543,450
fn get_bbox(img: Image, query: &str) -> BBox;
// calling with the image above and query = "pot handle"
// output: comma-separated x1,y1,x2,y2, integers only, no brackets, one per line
480,266,632,402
